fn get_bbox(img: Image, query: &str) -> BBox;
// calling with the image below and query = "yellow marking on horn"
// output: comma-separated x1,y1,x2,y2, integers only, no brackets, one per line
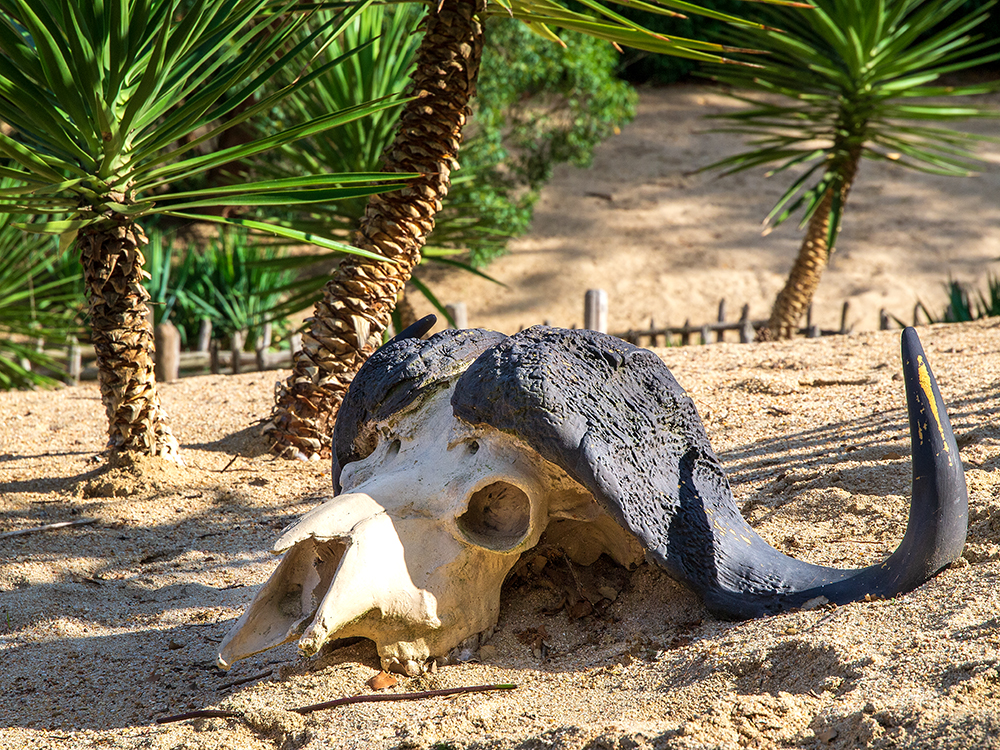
917,355,952,465
918,356,946,444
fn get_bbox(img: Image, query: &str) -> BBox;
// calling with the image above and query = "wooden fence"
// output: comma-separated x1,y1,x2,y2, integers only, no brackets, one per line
25,292,926,385
615,296,855,347
30,319,302,386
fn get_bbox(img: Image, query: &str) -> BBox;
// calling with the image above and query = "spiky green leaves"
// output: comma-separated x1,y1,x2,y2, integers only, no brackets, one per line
0,199,81,389
489,0,812,60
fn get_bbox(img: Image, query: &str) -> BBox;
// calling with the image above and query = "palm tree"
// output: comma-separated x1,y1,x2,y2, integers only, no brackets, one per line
702,0,1000,339
0,0,415,464
264,0,809,459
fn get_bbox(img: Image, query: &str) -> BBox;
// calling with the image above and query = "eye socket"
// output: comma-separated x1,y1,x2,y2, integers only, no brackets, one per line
457,481,531,551
467,440,479,455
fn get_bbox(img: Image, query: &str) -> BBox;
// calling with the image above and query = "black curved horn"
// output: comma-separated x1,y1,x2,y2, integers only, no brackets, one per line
387,314,437,346
893,326,969,582
694,326,968,616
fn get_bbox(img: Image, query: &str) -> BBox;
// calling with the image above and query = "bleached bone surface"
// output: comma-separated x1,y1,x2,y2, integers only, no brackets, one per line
218,388,640,674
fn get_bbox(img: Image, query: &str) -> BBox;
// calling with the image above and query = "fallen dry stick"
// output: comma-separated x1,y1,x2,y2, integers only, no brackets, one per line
154,683,518,725
0,518,97,540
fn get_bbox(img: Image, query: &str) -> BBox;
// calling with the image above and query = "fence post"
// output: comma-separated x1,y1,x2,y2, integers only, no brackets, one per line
716,299,727,342
739,305,753,344
196,318,213,352
840,301,850,335
445,302,468,330
66,337,81,386
879,309,891,330
681,319,691,346
154,322,181,383
255,322,272,371
231,330,244,375
584,289,608,333
210,340,220,374
699,324,711,345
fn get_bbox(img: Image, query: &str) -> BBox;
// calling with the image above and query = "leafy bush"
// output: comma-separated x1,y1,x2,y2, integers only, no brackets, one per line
144,231,296,351
919,276,1000,323
0,212,83,389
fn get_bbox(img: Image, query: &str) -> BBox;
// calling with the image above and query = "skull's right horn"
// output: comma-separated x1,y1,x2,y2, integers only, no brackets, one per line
452,325,968,619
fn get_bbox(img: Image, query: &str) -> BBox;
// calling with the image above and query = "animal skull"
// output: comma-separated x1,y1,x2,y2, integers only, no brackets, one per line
219,323,967,675
217,385,641,675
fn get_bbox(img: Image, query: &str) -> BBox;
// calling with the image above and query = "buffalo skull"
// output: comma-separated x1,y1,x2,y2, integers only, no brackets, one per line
219,323,967,675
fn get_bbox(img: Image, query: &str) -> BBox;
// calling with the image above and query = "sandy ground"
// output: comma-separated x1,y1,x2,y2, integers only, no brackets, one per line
2,86,1000,750
415,85,1000,336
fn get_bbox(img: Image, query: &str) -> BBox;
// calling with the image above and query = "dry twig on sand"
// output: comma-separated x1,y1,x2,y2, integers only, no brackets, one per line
0,518,97,540
154,683,518,725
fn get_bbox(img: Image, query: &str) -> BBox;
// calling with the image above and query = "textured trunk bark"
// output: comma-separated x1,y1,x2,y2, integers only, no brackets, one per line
764,149,861,340
78,214,180,463
264,0,485,459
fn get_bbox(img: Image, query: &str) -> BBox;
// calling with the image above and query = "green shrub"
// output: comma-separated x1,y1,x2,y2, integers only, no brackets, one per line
452,18,638,266
143,230,296,350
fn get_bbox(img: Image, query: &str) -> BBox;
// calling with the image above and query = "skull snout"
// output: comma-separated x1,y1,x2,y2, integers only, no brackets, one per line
219,386,575,673
217,493,441,669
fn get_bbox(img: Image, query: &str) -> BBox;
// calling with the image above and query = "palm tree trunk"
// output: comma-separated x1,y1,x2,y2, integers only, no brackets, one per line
764,149,862,340
264,0,486,459
78,217,180,464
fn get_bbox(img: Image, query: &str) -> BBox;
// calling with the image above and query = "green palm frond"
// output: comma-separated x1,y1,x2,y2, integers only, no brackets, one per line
252,3,424,239
489,0,814,61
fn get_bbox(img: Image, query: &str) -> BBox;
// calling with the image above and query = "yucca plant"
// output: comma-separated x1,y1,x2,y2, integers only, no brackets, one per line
0,0,414,463
244,4,635,353
142,229,193,331
180,231,296,349
0,203,81,389
264,0,809,460
918,275,1000,323
702,0,1000,339
258,3,423,235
